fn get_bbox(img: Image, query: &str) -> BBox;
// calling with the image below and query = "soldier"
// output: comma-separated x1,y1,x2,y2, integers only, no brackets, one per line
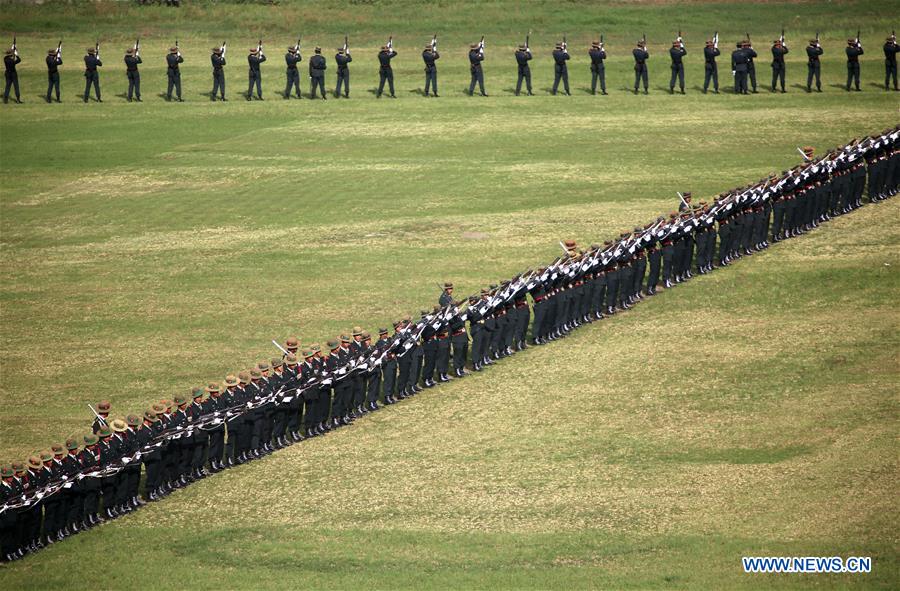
376,45,397,98
142,406,165,499
124,47,142,102
589,41,607,95
633,39,650,94
435,310,453,384
806,38,823,92
309,46,327,99
61,437,83,535
211,46,226,101
422,43,439,97
335,45,351,98
469,42,487,96
121,415,144,512
284,45,301,99
3,48,21,104
83,46,102,103
679,191,693,212
221,374,242,467
551,41,570,95
92,400,111,433
511,43,532,96
703,38,720,93
771,38,789,93
362,331,382,410
247,46,266,100
744,39,759,92
885,36,899,90
669,38,687,94
46,48,62,103
732,42,749,94
78,433,102,528
166,46,183,102
439,282,454,306
381,325,400,404
845,37,864,91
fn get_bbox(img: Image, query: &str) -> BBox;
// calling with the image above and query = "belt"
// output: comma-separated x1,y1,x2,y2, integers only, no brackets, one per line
423,336,434,342
452,330,466,337
437,332,448,339
533,296,544,303
515,302,528,309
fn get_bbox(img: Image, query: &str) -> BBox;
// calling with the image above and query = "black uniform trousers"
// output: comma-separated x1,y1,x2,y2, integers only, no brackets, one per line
127,71,140,100
248,70,262,98
285,68,300,97
634,65,649,91
47,72,60,101
424,67,437,95
377,67,394,97
704,62,718,91
516,66,531,95
212,69,225,98
670,63,685,91
772,63,786,91
335,67,349,97
167,70,181,99
591,64,606,93
83,71,100,101
4,71,19,101
310,73,326,98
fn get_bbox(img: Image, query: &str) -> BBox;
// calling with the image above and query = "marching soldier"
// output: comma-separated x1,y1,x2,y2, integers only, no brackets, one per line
284,45,301,99
124,48,142,102
422,43,439,97
335,44,351,98
669,38,687,94
771,38,789,93
247,46,265,100
469,42,487,96
83,46,102,103
551,41,570,95
3,48,21,104
166,46,183,101
845,37,864,91
806,38,823,92
309,46,327,99
376,44,397,98
92,400,110,433
46,48,62,103
211,46,226,101
732,42,749,94
703,38,720,93
589,40,607,95
885,35,899,90
744,39,758,92
633,39,649,94
515,43,532,96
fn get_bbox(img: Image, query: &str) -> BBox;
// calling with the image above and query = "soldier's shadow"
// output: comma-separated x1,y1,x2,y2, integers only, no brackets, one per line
408,88,426,96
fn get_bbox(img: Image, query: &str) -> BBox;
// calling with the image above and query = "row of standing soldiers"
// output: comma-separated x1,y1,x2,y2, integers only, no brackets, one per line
5,36,898,103
2,129,898,563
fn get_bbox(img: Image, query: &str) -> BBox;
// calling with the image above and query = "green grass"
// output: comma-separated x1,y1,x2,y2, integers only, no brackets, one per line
1,1,899,588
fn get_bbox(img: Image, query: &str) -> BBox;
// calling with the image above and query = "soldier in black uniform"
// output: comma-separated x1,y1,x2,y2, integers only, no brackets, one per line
633,40,649,94
423,44,439,97
211,46,226,101
166,46,183,101
469,43,487,96
45,48,62,103
309,46,327,99
376,45,397,98
439,282,454,306
335,45,351,98
771,39,789,92
744,39,758,92
551,42,570,95
124,48,142,102
669,38,687,93
3,48,21,104
365,330,385,409
83,46,102,103
885,36,899,90
589,41,607,95
703,39,720,93
247,47,266,100
284,46,301,99
92,400,111,433
732,42,749,94
515,44,532,95
806,38,823,92
381,325,399,404
845,38,864,91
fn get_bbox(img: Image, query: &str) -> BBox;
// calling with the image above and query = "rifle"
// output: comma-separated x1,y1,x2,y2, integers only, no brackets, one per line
855,28,861,49
221,40,227,57
256,38,263,57
55,39,62,60
88,404,108,426
562,34,568,54
677,29,684,49
892,30,897,44
797,146,811,161
387,35,393,52
677,191,691,209
271,339,290,357
175,38,180,58
343,34,349,55
134,38,140,57
11,35,16,57
779,27,785,46
525,30,530,53
815,31,820,47
293,36,300,54
642,32,648,55
746,31,752,47
430,33,437,52
478,35,485,56
599,33,604,50
713,31,718,50
95,40,100,59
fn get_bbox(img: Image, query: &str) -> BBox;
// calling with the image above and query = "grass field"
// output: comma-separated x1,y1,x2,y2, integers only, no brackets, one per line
1,0,899,588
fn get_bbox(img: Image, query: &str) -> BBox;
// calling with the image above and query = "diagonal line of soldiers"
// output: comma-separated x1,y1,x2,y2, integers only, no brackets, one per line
0,127,898,562
3,31,899,103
